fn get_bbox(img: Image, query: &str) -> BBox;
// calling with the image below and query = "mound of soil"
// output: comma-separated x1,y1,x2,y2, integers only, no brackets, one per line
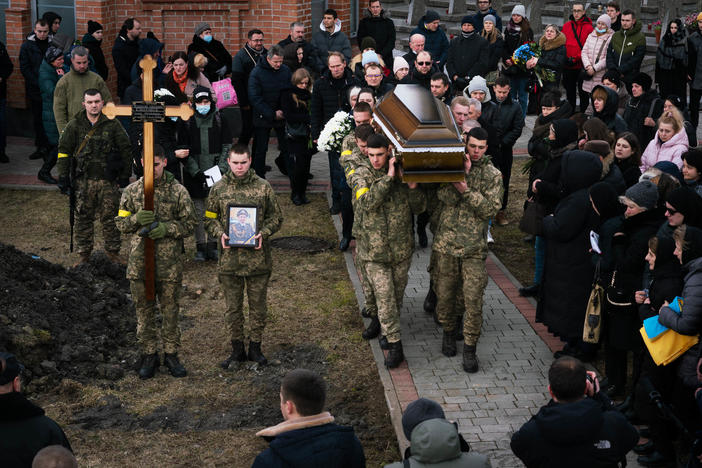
0,243,137,391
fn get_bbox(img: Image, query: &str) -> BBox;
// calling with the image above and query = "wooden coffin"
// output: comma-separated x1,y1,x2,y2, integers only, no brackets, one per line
374,84,465,183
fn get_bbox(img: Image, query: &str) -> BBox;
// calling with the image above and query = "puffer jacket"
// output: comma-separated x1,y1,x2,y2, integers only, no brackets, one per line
562,15,594,69
82,32,108,80
38,59,67,146
248,58,292,127
311,19,352,73
606,21,646,83
640,129,689,172
581,28,614,93
537,32,568,85
410,16,450,68
688,29,702,90
187,34,232,83
310,67,360,139
657,27,688,72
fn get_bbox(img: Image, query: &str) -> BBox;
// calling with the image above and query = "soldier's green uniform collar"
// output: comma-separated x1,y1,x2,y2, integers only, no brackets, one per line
470,154,491,167
154,170,174,186
225,168,257,184
76,109,109,126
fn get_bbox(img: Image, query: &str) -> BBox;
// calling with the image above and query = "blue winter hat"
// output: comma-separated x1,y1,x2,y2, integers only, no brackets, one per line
362,50,381,67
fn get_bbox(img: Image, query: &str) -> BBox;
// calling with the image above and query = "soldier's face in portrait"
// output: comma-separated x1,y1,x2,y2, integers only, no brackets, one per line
368,146,389,170
83,93,104,117
228,152,252,178
466,136,487,161
238,213,247,224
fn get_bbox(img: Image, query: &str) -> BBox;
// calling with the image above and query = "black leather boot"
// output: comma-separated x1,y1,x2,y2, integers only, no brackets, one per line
378,335,389,350
194,243,206,261
220,340,247,369
206,241,219,261
462,345,478,373
385,340,404,368
248,341,268,365
442,330,456,356
423,285,437,314
164,353,187,377
519,283,540,297
362,316,381,340
138,353,159,379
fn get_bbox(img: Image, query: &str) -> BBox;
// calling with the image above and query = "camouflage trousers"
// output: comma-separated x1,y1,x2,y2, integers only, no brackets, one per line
192,198,213,245
219,272,270,342
75,178,121,255
364,258,411,343
435,253,488,346
130,279,182,354
355,244,377,317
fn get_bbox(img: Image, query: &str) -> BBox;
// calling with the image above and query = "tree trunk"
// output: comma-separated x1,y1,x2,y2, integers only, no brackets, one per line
531,0,545,35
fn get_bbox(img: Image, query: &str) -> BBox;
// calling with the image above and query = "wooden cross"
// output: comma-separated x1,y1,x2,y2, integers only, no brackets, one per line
103,55,194,300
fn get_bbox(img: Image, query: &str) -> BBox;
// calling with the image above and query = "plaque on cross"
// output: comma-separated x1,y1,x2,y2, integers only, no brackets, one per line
103,54,194,300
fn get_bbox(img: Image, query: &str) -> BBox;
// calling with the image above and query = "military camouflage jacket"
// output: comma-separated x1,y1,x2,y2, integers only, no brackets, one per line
433,155,503,259
116,171,196,281
57,110,131,181
205,169,283,276
353,164,426,264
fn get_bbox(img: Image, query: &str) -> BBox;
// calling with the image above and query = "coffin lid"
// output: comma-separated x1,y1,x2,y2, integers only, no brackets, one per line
374,84,464,153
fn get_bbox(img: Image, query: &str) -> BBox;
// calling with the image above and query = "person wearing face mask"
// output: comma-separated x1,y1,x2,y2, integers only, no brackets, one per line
446,15,488,92
187,23,232,83
640,114,689,173
177,86,232,261
656,20,688,105
581,15,614,105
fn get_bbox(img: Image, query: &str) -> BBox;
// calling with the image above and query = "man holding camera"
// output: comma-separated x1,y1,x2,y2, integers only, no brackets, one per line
511,356,638,467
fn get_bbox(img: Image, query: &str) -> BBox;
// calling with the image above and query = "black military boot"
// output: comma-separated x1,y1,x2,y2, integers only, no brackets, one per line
164,353,187,377
442,330,456,357
220,340,247,369
248,341,268,365
385,341,404,368
423,285,437,314
194,243,206,261
378,335,389,350
462,345,479,373
362,316,381,340
360,307,371,318
206,241,219,261
138,353,159,379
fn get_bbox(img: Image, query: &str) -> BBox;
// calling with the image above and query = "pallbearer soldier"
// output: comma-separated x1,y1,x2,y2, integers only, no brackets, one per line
205,144,283,367
57,88,131,265
116,145,196,379
353,134,426,368
432,127,502,373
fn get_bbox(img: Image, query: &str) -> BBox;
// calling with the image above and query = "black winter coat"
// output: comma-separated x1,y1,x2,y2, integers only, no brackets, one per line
400,66,436,90
280,87,312,156
231,45,267,108
502,21,534,78
19,33,48,94
187,35,232,83
527,100,574,168
491,97,524,148
278,37,318,76
310,68,359,139
537,33,567,87
356,10,396,65
82,33,108,80
622,90,663,151
1,41,14,100
483,33,505,73
614,156,641,188
252,423,365,468
111,34,140,98
248,59,292,128
639,259,683,322
600,156,626,194
511,394,638,468
0,392,72,467
592,85,628,134
531,141,579,211
538,151,602,340
446,33,489,85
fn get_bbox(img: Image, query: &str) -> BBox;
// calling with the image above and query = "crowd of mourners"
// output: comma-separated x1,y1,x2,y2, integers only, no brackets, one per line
6,0,702,466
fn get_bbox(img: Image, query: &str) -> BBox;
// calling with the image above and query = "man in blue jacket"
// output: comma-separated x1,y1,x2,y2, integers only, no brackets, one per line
248,45,292,178
410,10,449,69
252,368,366,467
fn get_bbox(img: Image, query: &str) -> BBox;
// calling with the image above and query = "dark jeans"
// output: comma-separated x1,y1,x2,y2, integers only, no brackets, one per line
40,145,57,175
562,68,589,113
238,106,254,146
691,88,702,129
290,147,313,197
0,97,5,153
328,151,344,203
28,96,48,148
252,125,288,178
493,145,513,209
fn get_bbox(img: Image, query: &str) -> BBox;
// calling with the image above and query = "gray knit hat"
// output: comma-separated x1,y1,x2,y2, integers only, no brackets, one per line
483,14,497,25
511,4,526,17
623,180,659,210
195,22,211,36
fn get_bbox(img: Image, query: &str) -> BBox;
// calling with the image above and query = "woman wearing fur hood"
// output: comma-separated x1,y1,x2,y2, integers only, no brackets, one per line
527,24,566,93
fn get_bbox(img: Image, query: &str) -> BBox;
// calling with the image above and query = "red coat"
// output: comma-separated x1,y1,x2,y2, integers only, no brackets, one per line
562,16,594,69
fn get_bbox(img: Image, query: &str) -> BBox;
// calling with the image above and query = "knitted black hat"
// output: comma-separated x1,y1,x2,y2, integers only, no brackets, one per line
88,20,103,35
402,398,445,439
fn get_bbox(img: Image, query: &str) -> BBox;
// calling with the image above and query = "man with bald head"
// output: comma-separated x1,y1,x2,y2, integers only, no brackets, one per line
403,33,425,68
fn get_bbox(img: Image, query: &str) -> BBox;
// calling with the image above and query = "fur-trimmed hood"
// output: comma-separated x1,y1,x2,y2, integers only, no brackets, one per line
540,31,566,51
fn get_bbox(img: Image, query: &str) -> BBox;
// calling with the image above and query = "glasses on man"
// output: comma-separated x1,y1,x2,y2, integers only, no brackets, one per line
417,61,432,66
366,73,382,78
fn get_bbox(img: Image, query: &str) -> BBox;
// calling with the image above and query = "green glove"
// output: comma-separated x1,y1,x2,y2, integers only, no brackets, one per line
135,209,155,226
148,222,166,240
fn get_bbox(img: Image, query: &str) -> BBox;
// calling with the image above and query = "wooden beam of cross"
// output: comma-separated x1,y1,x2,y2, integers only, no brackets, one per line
103,54,194,300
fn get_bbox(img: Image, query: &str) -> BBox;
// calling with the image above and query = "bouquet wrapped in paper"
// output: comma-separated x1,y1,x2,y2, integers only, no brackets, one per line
317,111,354,153
511,42,556,87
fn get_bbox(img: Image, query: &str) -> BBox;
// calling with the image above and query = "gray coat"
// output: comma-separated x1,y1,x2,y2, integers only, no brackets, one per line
310,19,352,73
688,30,702,90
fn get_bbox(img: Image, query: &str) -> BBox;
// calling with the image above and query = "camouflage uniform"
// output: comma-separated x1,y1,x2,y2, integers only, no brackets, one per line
205,169,283,342
432,155,503,345
354,164,426,342
340,137,377,318
57,111,131,256
116,171,196,354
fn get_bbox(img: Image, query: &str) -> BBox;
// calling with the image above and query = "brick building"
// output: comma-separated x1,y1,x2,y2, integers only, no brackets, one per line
3,0,360,115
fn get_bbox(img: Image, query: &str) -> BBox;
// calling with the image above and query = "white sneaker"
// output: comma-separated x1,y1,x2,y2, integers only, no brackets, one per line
487,227,494,245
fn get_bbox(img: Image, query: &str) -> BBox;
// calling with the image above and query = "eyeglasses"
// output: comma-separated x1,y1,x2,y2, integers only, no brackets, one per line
665,207,678,215
417,61,432,66
366,73,382,78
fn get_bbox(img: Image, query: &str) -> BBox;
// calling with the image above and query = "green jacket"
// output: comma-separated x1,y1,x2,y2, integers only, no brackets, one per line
53,68,112,134
205,169,283,276
433,155,503,259
605,21,646,81
354,164,426,264
116,171,196,281
56,111,131,181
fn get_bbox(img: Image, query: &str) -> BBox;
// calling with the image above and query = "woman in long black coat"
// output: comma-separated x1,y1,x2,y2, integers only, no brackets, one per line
280,68,313,205
537,150,602,358
655,19,688,104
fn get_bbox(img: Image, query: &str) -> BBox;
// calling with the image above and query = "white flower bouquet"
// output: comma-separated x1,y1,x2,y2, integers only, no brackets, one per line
317,111,354,152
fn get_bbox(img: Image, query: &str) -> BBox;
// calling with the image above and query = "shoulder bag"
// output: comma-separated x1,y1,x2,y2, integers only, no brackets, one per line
583,262,605,343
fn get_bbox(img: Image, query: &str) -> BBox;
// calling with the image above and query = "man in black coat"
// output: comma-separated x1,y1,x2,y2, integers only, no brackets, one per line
0,353,73,466
19,19,51,160
446,15,488,92
278,22,318,74
402,33,425,68
248,45,292,178
112,18,141,100
252,369,365,467
400,51,437,90
511,356,638,467
0,40,13,163
187,23,232,84
232,29,267,147
488,75,525,224
356,0,396,68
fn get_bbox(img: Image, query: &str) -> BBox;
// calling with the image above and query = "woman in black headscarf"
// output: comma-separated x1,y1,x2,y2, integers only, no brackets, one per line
656,19,688,104
656,187,702,241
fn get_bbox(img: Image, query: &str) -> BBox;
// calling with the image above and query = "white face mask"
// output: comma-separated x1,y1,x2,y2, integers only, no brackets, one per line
169,116,178,122
195,104,210,115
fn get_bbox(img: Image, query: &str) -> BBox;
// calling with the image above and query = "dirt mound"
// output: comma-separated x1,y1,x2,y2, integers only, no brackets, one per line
0,243,137,391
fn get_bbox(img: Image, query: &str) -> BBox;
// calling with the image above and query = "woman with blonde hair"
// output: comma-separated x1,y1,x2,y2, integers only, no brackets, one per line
481,14,504,82
281,68,314,205
640,114,689,172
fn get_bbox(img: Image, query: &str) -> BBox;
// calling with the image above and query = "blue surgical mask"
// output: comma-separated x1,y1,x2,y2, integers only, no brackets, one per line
203,34,213,43
196,104,210,115
169,116,178,122
596,27,607,33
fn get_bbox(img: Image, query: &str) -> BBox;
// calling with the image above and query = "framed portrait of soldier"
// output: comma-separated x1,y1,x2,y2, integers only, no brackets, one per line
227,205,258,247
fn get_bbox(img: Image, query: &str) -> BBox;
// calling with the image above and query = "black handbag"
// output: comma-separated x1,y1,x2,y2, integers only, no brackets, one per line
606,271,633,307
518,199,546,236
286,121,309,138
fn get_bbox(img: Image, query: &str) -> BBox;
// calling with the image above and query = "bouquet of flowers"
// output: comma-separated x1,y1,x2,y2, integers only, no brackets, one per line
317,111,354,152
684,13,698,32
511,42,556,87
